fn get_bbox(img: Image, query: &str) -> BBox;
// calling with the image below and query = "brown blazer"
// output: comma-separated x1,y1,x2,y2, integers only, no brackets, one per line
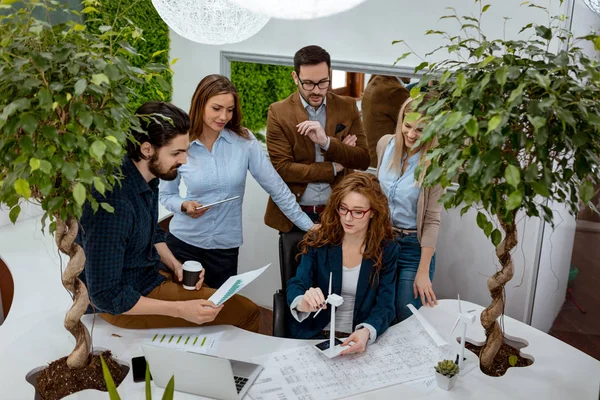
376,134,443,249
265,91,370,232
361,75,410,168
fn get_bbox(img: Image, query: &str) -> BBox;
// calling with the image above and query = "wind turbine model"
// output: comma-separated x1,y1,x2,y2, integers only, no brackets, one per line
448,294,477,375
314,272,346,357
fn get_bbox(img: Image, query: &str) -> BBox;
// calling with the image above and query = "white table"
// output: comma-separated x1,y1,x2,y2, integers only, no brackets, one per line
1,217,599,399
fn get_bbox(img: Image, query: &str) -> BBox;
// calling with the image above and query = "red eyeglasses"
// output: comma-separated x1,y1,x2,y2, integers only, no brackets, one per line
338,206,371,219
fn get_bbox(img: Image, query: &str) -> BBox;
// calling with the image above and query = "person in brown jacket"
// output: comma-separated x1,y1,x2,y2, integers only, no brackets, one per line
362,75,410,168
265,45,370,232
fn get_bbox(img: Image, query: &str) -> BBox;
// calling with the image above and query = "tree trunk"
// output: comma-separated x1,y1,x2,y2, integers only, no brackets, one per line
55,216,91,369
479,212,518,372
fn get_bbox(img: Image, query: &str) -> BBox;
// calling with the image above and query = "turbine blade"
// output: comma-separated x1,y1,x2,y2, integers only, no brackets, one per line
458,294,462,313
328,272,332,296
448,317,460,340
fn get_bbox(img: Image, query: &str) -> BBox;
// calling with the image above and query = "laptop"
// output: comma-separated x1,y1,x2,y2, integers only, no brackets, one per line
141,343,263,400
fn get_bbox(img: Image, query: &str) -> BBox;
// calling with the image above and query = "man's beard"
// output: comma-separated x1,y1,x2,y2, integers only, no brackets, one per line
148,153,180,181
299,90,324,107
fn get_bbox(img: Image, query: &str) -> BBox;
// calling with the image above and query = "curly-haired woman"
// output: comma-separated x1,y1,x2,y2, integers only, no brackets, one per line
286,172,399,355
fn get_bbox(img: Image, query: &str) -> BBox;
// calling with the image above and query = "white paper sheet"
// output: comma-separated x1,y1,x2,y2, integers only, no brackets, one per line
208,264,271,306
407,303,448,346
246,316,454,400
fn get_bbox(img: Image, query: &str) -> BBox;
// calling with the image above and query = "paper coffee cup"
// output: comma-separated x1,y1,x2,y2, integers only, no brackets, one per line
182,261,203,290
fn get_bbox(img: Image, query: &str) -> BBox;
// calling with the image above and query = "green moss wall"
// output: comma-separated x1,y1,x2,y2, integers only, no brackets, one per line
88,0,172,111
231,61,297,141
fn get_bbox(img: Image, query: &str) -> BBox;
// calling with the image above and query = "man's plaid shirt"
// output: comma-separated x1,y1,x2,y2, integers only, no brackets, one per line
78,157,168,314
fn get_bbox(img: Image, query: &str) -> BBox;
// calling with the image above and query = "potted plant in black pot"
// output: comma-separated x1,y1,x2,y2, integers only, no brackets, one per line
396,0,600,376
0,0,170,397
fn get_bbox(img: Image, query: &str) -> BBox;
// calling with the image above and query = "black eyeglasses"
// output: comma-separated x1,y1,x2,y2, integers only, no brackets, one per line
338,206,371,219
297,77,330,91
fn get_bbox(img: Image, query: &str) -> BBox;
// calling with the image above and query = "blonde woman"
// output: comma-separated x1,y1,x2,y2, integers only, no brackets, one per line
376,94,442,322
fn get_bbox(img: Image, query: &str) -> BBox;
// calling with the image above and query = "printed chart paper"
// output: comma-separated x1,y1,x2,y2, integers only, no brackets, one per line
145,330,224,355
209,264,270,306
246,316,454,400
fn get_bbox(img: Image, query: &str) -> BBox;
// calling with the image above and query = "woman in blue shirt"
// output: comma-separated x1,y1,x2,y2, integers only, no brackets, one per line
376,94,443,322
287,173,399,355
160,75,314,288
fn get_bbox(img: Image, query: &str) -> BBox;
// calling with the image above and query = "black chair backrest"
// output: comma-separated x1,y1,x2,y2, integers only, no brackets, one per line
278,231,305,289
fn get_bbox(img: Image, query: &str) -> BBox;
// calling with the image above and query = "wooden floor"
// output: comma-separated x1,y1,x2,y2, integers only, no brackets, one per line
549,229,600,361
258,307,273,336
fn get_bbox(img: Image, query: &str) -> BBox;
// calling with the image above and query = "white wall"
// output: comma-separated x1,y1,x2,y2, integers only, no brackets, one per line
0,203,43,229
530,201,577,332
170,0,566,109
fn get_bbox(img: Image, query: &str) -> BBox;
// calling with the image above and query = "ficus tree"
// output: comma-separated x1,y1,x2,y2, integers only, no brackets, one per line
396,1,600,372
0,0,169,369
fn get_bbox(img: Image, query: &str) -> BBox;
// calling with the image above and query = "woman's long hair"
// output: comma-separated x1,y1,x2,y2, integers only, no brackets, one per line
387,92,437,183
188,74,249,142
299,173,394,281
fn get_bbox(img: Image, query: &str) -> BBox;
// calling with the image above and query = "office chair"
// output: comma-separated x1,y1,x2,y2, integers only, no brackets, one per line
272,231,304,337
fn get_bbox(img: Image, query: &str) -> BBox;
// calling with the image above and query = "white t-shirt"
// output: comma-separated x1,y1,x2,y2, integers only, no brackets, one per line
324,263,361,334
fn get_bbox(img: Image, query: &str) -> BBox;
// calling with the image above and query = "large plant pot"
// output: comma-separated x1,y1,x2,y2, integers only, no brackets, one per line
25,349,129,400
435,372,458,391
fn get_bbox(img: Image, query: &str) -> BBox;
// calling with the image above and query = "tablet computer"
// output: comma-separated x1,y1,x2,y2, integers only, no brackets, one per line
195,196,241,211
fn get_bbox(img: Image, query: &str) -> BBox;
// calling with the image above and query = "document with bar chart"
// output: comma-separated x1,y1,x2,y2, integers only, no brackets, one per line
209,264,271,306
146,330,224,355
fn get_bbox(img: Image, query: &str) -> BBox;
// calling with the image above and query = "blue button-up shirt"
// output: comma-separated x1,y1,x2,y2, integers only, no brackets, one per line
378,137,421,229
298,96,334,206
160,129,313,249
78,157,167,315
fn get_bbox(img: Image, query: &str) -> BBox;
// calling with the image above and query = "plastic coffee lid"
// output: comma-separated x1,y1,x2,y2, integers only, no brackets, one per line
182,261,203,271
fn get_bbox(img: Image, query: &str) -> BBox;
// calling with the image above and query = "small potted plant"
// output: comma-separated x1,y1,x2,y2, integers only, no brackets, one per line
435,359,459,391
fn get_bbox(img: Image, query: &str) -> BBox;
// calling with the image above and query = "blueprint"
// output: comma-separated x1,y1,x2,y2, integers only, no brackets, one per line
246,316,454,400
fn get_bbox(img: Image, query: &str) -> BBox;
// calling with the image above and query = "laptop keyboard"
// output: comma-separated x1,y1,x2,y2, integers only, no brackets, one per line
234,376,249,393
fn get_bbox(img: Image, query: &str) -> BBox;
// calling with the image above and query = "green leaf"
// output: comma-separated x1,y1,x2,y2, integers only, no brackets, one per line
162,376,175,400
30,158,41,172
100,355,121,400
74,79,87,96
101,202,115,213
93,177,106,195
487,115,502,132
146,363,152,400
495,66,509,86
79,111,93,129
73,23,86,32
507,190,523,211
482,4,491,12
39,160,52,174
524,164,538,182
531,181,550,197
480,55,495,67
90,140,107,161
476,212,488,230
508,83,527,104
61,163,78,181
14,179,31,198
91,73,110,86
580,181,595,204
505,164,521,188
465,118,479,138
47,197,64,213
38,88,53,111
445,112,463,129
9,206,20,224
491,229,502,247
20,113,38,134
508,355,518,367
73,182,86,205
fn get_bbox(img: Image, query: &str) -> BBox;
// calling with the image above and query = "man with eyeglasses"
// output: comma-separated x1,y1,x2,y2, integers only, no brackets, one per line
264,45,370,233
